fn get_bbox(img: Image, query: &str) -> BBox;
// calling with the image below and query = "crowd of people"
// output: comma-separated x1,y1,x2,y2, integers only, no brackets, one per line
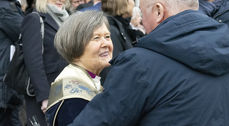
0,0,229,126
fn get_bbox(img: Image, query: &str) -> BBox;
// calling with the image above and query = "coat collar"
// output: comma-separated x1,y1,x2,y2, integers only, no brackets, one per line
136,10,229,76
39,12,59,31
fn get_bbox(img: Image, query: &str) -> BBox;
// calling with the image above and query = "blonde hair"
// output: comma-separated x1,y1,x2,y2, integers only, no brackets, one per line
35,0,71,13
35,0,48,13
101,0,129,16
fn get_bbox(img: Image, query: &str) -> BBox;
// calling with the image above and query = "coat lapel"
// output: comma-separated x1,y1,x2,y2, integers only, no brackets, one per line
40,13,59,31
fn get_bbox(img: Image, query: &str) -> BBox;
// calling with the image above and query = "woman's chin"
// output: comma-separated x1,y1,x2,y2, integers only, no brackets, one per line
102,62,111,68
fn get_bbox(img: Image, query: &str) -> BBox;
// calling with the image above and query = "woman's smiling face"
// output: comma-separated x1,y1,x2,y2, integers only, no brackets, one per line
76,23,113,75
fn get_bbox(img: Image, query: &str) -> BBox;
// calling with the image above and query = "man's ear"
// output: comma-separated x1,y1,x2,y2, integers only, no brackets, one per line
154,3,165,23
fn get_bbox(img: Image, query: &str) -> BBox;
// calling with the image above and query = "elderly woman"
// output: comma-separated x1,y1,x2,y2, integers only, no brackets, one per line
21,0,69,125
46,11,113,126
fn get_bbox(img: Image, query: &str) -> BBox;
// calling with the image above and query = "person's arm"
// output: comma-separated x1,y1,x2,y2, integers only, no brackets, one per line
57,99,88,125
69,52,149,126
21,13,50,103
46,98,89,126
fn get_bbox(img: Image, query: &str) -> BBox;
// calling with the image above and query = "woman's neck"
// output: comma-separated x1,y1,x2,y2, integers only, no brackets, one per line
73,62,101,76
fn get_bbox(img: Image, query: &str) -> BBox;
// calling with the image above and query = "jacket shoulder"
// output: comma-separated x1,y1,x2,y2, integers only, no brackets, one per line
0,1,16,11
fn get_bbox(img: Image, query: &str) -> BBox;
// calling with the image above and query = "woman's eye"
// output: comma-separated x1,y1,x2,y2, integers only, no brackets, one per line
105,35,110,39
93,36,100,40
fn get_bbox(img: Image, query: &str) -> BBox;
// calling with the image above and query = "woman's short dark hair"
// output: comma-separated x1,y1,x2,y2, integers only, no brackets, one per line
54,11,110,63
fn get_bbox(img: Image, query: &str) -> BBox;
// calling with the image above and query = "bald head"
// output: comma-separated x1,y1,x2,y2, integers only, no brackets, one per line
165,0,199,13
140,0,199,33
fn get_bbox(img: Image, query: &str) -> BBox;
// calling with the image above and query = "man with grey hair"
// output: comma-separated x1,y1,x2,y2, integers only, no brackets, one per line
69,0,229,126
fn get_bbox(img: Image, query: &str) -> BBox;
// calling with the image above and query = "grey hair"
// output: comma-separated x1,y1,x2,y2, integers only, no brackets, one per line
145,0,199,14
54,11,110,63
165,0,199,11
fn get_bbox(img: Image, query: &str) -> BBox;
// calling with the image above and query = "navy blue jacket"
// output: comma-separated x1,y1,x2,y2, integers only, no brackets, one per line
46,99,88,126
69,10,229,126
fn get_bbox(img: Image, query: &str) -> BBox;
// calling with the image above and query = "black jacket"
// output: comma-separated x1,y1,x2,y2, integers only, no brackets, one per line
100,15,139,83
21,12,67,102
107,16,133,57
0,0,23,108
69,10,229,126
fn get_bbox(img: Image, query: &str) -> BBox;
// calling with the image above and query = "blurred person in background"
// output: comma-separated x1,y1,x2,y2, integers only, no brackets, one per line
46,11,113,126
75,0,92,10
130,6,145,34
84,0,90,3
24,0,36,15
21,0,69,125
71,0,84,9
19,0,27,11
100,0,144,83
66,0,84,14
79,0,101,11
0,0,24,125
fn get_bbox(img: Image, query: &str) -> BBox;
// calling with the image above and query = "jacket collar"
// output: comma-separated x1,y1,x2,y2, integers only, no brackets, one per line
136,10,229,76
39,12,59,31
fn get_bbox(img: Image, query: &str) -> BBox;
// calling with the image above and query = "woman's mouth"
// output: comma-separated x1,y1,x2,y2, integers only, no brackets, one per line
99,51,109,57
56,3,63,8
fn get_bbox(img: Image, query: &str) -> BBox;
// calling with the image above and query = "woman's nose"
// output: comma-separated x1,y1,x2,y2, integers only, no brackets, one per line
101,37,111,46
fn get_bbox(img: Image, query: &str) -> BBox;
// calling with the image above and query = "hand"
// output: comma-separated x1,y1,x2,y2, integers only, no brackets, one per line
41,99,48,113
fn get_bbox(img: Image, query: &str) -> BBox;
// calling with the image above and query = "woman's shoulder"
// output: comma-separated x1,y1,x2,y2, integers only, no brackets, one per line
48,77,97,111
22,11,42,26
54,65,89,81
23,11,48,22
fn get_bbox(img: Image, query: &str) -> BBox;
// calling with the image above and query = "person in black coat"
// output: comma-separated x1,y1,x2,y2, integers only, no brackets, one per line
68,0,229,126
21,0,69,125
100,0,144,83
0,0,24,125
